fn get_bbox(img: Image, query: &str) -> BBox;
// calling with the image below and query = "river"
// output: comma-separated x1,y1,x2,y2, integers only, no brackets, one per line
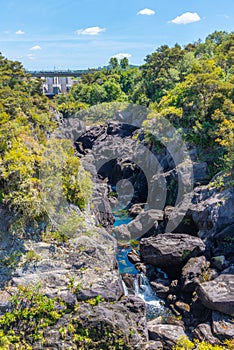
113,211,171,320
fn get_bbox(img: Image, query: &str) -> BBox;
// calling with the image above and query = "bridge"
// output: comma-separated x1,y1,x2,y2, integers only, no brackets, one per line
28,69,92,78
28,69,95,96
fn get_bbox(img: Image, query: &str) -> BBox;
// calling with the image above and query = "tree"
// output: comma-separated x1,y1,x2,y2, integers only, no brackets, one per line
120,57,129,70
109,57,119,71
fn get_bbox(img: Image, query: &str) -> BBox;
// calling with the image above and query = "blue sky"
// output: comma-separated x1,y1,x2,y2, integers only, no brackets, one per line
0,0,233,70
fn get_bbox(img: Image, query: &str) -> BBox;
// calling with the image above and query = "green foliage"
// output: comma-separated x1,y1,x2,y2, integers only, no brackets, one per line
0,285,65,348
25,250,41,262
174,336,232,350
141,32,234,175
0,53,92,237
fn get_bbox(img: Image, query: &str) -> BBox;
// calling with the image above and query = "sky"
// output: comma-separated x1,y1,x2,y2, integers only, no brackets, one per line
0,0,233,70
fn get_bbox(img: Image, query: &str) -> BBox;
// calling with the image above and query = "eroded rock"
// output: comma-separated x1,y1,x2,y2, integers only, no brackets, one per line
197,271,234,316
140,233,206,268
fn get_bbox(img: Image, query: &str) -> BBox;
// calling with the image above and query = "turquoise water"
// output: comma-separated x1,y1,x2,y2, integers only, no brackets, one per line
114,212,170,320
114,213,139,275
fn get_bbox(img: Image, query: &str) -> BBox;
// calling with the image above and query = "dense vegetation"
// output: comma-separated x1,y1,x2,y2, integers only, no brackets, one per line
0,31,233,349
0,53,92,235
56,31,234,177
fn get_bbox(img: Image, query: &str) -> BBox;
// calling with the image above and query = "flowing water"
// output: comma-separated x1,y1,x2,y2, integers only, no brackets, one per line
114,211,170,320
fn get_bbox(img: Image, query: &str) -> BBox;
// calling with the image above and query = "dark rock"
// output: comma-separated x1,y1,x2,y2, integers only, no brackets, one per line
58,291,77,308
114,210,163,242
213,224,234,263
191,186,234,240
122,273,136,292
193,162,210,185
106,121,138,138
167,294,177,304
166,316,185,329
211,255,229,271
56,117,86,141
192,323,221,344
148,324,187,349
140,233,206,269
76,124,107,151
150,280,170,299
128,249,141,264
76,275,123,302
190,298,212,325
181,256,210,293
41,297,148,348
197,270,234,316
212,311,234,339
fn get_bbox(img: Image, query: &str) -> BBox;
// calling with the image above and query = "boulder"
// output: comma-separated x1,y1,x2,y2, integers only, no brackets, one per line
212,311,234,339
140,233,206,268
211,255,229,271
148,324,187,349
37,297,148,349
128,249,141,264
175,301,190,315
181,256,210,293
114,210,163,242
213,224,234,262
150,279,170,299
56,117,86,141
192,323,221,345
197,271,234,316
190,186,234,239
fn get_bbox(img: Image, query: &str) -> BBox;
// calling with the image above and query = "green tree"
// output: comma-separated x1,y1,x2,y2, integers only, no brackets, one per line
120,57,129,70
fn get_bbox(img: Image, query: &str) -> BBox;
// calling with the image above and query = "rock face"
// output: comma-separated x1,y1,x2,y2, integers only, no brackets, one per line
190,186,234,240
181,256,210,293
213,224,234,263
140,233,206,268
148,324,187,349
192,323,221,345
11,227,122,302
212,311,234,339
113,210,164,242
24,297,147,349
197,271,234,316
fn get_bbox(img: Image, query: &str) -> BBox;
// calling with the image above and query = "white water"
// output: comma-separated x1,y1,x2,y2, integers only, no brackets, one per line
114,212,169,319
121,278,129,297
133,273,165,319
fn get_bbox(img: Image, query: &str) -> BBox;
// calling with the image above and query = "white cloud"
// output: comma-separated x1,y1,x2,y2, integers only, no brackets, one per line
15,30,25,35
30,45,42,51
113,53,132,60
170,12,201,25
27,54,36,60
137,8,155,16
76,26,106,35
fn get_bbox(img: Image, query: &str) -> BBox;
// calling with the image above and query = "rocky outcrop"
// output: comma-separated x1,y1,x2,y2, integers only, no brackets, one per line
11,227,121,301
147,323,187,349
197,269,234,316
192,323,221,345
212,311,234,339
213,224,234,264
140,233,206,269
113,210,164,242
181,256,211,293
190,186,234,240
